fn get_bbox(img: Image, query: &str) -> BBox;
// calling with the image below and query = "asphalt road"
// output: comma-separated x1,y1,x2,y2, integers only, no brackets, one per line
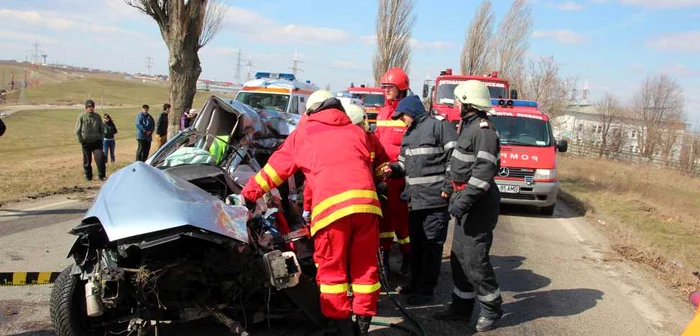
0,195,693,336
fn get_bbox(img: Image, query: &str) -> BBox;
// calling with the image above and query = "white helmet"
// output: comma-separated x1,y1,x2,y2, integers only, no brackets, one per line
454,80,492,112
306,89,334,114
344,103,366,126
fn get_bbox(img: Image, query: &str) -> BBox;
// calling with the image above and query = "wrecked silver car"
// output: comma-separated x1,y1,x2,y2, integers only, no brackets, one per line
49,96,322,336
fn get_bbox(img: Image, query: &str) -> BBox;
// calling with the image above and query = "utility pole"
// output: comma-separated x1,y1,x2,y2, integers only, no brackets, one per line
234,49,242,84
290,51,303,77
246,55,254,81
146,56,153,75
32,42,40,65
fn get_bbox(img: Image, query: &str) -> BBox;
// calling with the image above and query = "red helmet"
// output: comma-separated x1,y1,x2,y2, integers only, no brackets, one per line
380,67,410,91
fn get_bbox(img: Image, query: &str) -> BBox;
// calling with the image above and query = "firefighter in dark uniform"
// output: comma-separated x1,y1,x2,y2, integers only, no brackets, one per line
381,95,458,306
434,80,503,332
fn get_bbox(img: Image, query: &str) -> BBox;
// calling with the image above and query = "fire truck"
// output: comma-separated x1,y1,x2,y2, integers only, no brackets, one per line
346,84,385,131
422,68,516,126
489,98,568,215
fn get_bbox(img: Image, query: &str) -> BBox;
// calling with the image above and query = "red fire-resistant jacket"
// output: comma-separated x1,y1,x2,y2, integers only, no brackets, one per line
242,102,383,236
374,99,407,161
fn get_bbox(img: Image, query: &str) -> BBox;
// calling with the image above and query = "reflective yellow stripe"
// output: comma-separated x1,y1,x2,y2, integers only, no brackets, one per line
311,205,383,236
254,173,271,192
375,120,406,127
370,152,376,160
314,263,319,269
352,282,381,294
12,272,27,285
379,232,395,239
37,272,52,284
397,236,411,244
263,164,283,186
320,283,349,294
311,190,379,219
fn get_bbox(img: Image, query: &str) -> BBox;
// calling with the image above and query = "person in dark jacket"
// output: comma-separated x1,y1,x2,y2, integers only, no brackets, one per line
76,100,106,181
0,117,5,137
156,103,170,149
135,104,155,162
433,80,503,332
382,95,458,306
102,114,118,163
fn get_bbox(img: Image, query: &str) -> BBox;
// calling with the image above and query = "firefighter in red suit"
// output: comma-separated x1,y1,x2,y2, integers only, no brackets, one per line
242,92,381,335
374,67,411,275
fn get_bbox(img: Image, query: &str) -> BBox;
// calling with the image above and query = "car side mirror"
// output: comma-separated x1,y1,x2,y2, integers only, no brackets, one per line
422,84,429,99
556,140,568,153
510,89,518,100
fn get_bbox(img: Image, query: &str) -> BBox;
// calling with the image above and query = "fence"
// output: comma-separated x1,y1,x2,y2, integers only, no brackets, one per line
566,142,700,177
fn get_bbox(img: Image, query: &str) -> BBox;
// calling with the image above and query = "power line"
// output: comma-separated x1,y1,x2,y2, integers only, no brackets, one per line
146,56,153,75
290,51,303,77
235,49,242,83
246,55,254,81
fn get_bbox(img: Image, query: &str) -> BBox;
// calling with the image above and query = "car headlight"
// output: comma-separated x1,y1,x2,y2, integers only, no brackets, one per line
534,169,557,179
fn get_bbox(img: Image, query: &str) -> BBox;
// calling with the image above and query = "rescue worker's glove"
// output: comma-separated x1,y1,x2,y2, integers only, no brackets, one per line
376,182,388,199
449,191,470,221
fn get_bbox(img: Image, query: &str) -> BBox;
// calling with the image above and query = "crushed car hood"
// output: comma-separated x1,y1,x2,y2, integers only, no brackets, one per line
83,161,249,243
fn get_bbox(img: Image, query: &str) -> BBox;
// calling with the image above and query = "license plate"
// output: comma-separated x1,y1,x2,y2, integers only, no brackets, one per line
498,185,520,194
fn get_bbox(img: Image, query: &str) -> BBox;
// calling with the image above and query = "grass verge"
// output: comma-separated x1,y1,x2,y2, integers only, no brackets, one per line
558,155,700,294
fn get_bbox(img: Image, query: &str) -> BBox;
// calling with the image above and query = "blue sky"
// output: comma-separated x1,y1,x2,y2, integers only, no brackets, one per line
1,0,699,124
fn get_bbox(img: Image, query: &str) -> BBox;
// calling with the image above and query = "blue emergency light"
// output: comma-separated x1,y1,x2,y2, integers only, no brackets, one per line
491,99,538,108
254,72,296,81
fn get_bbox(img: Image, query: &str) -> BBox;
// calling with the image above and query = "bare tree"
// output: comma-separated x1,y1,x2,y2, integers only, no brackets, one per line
372,0,416,85
494,0,532,84
596,93,623,157
461,0,494,76
680,132,700,174
632,74,685,158
518,56,574,123
125,0,227,139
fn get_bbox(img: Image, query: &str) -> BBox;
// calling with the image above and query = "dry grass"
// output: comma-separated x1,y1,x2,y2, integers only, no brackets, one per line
559,156,700,292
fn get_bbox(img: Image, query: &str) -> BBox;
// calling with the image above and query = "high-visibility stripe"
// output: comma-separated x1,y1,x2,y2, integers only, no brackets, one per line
407,175,444,185
320,283,349,294
478,288,501,302
398,161,405,170
311,204,383,236
12,272,27,285
263,164,283,186
379,232,396,239
254,173,271,192
477,151,499,165
444,141,457,150
398,155,405,162
370,152,376,160
352,282,381,294
452,150,475,163
453,288,476,299
311,190,379,219
397,236,411,244
468,176,490,190
375,120,406,127
405,147,443,156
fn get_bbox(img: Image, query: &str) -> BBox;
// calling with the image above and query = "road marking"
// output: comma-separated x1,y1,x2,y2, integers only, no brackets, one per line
0,199,81,222
560,217,585,244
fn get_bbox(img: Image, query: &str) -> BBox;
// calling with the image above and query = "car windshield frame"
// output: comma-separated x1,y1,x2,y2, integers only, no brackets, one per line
353,93,385,107
490,115,553,147
435,82,507,104
235,92,290,113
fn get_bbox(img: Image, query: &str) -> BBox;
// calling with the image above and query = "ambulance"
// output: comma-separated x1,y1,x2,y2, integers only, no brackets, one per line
488,98,568,216
234,72,319,115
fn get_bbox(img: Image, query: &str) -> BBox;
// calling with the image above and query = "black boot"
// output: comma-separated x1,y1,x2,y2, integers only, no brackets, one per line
381,250,391,275
331,318,356,336
475,316,501,332
399,254,411,275
355,315,372,335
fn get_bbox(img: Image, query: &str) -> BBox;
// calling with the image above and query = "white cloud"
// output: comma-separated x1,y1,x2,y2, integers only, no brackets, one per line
646,31,700,52
332,60,368,70
532,30,588,44
659,63,700,77
550,1,585,10
224,7,350,44
619,0,700,8
0,30,59,44
0,9,146,38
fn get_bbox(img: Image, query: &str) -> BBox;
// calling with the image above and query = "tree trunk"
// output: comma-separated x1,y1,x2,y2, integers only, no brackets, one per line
166,35,202,140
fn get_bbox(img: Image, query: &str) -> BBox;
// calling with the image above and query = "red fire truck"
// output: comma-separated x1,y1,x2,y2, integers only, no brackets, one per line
347,84,385,130
422,69,516,126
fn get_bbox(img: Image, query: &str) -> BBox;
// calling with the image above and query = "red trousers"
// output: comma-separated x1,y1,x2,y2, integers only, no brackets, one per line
379,179,411,255
314,213,380,319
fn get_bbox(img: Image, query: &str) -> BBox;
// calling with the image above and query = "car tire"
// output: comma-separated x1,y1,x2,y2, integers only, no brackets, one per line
50,266,92,336
540,204,555,216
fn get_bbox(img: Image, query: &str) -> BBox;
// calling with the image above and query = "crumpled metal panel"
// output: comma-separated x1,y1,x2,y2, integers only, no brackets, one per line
83,161,249,244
